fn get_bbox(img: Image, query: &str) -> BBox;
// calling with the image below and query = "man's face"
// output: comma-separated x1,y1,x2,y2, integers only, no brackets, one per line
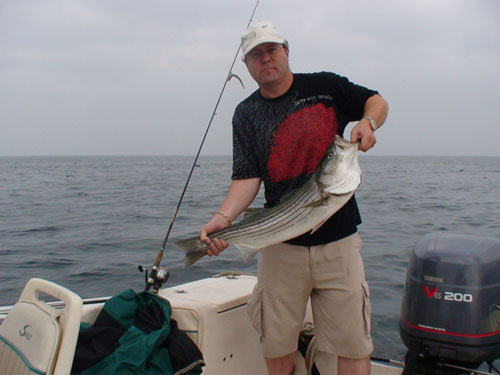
244,42,290,87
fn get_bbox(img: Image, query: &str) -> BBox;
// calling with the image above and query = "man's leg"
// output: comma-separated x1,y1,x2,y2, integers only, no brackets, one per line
338,355,370,375
265,351,296,375
247,243,311,375
310,234,373,374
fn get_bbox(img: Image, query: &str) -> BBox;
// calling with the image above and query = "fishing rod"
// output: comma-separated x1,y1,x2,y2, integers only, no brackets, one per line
141,0,261,292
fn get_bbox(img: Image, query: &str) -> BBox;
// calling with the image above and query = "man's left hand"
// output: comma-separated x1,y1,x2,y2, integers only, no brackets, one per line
350,120,376,152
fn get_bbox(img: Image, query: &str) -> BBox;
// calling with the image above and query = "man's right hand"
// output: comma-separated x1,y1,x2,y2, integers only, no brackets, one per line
199,177,262,258
200,214,229,256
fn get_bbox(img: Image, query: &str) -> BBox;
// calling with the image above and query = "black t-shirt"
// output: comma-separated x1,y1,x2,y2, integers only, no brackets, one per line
232,72,378,246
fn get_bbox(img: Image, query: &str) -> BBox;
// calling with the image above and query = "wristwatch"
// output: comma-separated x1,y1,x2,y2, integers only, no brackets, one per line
363,116,378,131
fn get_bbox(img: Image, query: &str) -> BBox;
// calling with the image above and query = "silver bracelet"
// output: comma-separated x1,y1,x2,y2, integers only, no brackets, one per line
363,116,378,131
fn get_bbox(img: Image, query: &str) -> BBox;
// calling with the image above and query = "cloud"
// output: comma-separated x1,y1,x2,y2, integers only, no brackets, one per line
1,0,499,156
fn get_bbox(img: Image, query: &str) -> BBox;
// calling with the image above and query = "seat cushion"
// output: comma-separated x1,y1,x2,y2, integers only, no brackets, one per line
0,300,61,375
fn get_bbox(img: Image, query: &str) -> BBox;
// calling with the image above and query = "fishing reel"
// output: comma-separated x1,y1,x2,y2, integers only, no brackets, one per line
138,264,170,293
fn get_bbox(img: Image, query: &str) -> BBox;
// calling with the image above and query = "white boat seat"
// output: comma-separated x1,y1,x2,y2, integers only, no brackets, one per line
0,278,82,375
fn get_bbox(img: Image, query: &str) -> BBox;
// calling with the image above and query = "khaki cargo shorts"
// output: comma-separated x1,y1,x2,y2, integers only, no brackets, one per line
246,233,373,359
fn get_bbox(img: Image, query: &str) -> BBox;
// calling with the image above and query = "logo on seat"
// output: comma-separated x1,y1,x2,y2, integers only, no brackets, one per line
19,325,32,340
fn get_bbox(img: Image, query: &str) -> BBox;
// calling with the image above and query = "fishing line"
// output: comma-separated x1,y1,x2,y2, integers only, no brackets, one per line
143,0,261,292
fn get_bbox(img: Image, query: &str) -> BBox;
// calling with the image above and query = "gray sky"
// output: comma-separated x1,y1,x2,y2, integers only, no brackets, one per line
1,0,499,156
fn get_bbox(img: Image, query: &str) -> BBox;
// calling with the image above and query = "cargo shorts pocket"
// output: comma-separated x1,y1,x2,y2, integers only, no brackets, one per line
247,284,264,338
361,280,371,334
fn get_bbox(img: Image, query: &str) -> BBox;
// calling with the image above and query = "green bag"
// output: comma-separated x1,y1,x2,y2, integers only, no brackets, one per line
72,289,203,375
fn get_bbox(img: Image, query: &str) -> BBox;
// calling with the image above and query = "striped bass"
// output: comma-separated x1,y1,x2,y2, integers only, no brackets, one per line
175,135,362,268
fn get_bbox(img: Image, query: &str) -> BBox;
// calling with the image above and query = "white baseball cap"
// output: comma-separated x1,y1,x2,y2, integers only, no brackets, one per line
241,21,288,57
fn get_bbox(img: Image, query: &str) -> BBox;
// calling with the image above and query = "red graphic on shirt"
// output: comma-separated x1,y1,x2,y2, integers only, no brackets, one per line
268,103,337,183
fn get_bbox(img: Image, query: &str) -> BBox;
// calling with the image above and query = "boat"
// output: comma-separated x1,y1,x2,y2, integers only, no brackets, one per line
0,271,403,375
1,233,499,375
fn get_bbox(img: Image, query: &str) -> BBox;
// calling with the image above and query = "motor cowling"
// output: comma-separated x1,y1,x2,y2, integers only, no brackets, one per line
399,233,500,369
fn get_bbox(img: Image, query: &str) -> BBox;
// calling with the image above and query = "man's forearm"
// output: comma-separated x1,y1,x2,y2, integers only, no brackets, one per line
217,177,261,222
364,94,389,129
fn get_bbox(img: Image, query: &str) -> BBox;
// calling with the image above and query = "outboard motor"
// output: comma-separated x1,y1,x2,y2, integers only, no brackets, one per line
399,233,500,374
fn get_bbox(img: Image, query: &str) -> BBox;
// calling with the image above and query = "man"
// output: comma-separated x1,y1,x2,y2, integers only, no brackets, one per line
200,21,388,375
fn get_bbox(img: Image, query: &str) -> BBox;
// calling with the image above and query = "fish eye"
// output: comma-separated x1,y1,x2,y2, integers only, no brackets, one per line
328,152,334,159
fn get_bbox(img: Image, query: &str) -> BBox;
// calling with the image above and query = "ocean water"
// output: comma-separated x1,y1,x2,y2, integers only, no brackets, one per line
1,155,499,362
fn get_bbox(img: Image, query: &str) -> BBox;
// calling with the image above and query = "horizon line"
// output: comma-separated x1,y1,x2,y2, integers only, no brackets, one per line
1,153,499,158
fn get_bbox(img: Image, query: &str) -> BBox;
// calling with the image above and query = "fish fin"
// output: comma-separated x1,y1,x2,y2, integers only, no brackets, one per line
304,197,328,208
234,243,261,263
175,237,207,268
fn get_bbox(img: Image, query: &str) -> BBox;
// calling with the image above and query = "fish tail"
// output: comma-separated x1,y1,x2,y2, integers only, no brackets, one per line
174,237,208,268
